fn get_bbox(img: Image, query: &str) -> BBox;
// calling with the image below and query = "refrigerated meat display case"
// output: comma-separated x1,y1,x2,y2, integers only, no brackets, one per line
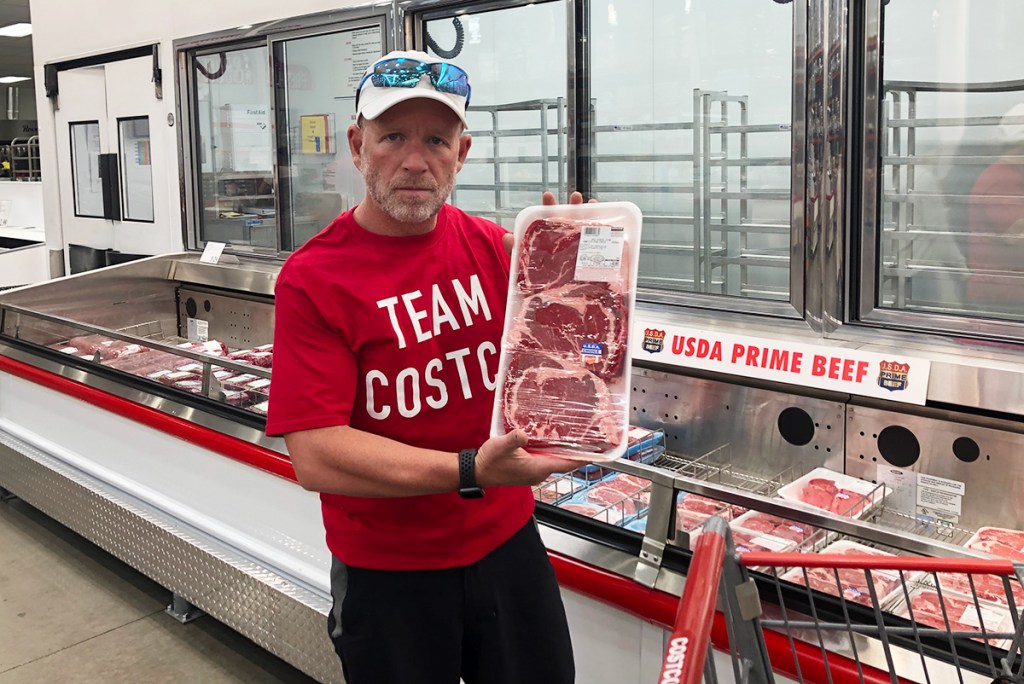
3,255,1024,683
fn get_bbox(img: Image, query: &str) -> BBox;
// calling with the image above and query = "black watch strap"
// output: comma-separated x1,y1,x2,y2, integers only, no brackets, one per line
458,448,484,499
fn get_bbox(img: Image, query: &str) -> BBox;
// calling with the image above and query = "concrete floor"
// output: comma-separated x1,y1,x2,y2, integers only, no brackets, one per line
0,495,323,684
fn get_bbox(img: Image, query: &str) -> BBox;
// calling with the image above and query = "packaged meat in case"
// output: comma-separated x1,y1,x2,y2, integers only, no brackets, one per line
776,467,886,519
963,526,1024,562
933,571,1024,608
625,426,666,464
780,540,907,607
492,202,643,461
532,475,581,505
893,587,1013,649
677,492,746,532
731,511,817,544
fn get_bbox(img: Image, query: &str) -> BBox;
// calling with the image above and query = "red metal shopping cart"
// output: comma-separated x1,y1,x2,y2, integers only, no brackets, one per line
659,516,1024,684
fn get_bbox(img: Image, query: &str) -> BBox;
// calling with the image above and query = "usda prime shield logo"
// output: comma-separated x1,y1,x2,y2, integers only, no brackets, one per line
580,341,604,365
642,328,666,354
878,360,910,392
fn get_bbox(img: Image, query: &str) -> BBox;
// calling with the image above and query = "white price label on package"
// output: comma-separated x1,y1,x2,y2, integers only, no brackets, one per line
574,225,625,282
958,604,1005,630
750,534,792,552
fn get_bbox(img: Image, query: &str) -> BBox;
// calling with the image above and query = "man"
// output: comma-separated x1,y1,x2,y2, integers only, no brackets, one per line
266,51,579,684
966,103,1024,315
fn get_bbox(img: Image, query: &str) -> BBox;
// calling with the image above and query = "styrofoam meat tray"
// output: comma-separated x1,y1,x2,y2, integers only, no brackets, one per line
778,539,919,609
889,583,1014,650
776,467,887,519
961,526,1024,563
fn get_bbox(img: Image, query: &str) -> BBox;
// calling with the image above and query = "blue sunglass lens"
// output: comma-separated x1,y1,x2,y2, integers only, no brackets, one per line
429,64,470,96
359,58,471,108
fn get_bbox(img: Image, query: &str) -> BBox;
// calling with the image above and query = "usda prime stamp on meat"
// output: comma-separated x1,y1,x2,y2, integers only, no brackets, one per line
491,202,643,461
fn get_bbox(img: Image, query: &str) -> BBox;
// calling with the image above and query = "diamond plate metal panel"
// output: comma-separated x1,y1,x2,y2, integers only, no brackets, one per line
0,431,342,684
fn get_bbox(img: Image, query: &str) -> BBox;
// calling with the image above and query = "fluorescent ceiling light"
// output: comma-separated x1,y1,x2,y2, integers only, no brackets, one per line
0,23,32,37
0,76,30,83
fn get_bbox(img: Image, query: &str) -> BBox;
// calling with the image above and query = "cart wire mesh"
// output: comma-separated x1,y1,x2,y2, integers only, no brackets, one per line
660,516,1024,684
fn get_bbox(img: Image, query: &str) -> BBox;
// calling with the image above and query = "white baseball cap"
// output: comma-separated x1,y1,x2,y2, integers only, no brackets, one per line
355,50,470,128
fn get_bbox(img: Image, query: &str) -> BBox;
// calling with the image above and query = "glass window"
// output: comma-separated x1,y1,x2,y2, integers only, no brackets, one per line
590,0,794,302
70,121,104,218
877,1,1024,323
275,26,383,251
424,2,569,229
193,46,275,249
118,117,154,222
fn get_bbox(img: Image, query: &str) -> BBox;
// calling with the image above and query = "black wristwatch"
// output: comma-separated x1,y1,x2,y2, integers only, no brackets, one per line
458,448,485,499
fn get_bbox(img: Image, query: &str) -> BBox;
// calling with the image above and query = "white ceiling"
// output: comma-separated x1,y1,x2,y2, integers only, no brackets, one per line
0,0,32,82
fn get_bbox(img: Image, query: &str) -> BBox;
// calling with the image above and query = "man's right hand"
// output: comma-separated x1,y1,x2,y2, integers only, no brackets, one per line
475,429,582,488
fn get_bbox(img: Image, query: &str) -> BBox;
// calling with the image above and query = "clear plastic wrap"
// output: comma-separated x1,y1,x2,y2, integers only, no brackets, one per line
491,202,643,461
776,467,887,519
780,540,905,607
963,525,1024,562
893,587,1013,649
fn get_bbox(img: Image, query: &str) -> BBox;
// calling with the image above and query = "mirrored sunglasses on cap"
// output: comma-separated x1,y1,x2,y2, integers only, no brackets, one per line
356,57,472,109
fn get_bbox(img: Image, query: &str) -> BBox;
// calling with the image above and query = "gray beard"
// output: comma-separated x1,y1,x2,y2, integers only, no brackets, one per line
361,152,455,225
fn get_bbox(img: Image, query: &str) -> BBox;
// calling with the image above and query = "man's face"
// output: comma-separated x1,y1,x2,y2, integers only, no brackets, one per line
352,99,471,225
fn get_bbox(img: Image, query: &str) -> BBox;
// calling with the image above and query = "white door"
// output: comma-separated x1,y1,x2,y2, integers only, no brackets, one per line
53,56,177,273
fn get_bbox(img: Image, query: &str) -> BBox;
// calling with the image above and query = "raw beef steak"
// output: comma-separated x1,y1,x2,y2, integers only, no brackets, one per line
516,218,586,291
560,502,626,525
898,590,1010,646
585,485,639,517
786,544,899,606
797,477,870,517
499,215,634,456
967,527,1024,562
936,573,1024,608
601,474,652,504
736,513,815,543
502,351,622,452
677,494,733,531
505,282,627,379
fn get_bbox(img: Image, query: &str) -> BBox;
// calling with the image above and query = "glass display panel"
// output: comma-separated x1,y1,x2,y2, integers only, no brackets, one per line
70,121,104,218
118,117,154,222
879,1,1024,322
276,26,382,251
590,0,794,301
0,304,273,418
194,46,275,249
424,2,569,229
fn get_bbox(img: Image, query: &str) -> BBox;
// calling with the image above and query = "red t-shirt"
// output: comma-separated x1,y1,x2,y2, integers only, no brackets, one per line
266,204,534,570
967,160,1024,307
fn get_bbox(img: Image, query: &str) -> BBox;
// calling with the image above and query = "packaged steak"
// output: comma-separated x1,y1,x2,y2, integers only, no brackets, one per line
65,336,145,361
67,334,112,356
223,373,260,389
221,389,249,407
964,526,1024,562
248,351,273,368
491,202,643,461
249,400,270,416
176,340,230,357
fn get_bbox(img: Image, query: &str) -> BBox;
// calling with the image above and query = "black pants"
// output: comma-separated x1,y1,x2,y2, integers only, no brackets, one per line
327,520,575,684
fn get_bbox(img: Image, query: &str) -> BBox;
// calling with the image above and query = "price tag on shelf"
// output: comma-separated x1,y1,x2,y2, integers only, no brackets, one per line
200,241,226,264
187,318,209,342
